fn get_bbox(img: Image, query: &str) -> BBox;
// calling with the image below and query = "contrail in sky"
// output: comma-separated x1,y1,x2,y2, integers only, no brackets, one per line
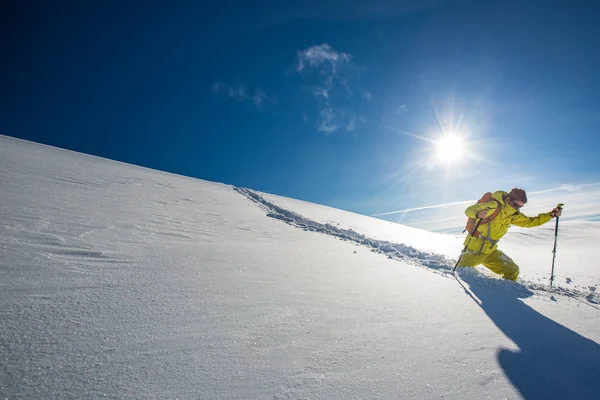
372,183,600,217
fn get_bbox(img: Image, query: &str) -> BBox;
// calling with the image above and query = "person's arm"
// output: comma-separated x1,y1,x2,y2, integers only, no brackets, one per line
465,200,499,219
511,212,553,228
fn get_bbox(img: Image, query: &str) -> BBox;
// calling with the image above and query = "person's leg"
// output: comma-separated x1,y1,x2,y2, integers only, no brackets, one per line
456,251,486,268
481,249,519,281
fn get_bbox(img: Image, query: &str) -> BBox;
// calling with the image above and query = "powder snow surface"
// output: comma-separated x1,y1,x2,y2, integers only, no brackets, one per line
1,135,599,399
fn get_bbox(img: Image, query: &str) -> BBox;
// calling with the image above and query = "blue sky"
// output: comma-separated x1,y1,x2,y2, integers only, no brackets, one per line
3,0,600,229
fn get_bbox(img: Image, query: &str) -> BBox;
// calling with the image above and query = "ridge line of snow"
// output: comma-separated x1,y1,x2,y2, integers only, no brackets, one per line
234,187,600,306
0,134,224,186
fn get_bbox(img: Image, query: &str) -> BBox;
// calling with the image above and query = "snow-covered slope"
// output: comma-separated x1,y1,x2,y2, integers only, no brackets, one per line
1,135,599,399
259,192,600,293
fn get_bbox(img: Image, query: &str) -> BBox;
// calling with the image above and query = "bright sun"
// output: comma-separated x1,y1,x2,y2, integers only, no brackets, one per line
435,134,464,164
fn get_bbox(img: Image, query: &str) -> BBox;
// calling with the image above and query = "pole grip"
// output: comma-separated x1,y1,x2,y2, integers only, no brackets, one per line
550,204,563,286
554,203,563,236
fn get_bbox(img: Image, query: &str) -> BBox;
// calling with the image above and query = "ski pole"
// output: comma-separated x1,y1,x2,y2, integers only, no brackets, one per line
549,203,564,287
453,218,483,273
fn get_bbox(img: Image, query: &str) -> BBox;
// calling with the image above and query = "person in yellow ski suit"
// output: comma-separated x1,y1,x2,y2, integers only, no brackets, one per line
456,188,562,281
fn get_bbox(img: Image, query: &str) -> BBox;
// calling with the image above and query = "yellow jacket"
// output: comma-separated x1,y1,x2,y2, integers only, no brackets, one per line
463,190,553,254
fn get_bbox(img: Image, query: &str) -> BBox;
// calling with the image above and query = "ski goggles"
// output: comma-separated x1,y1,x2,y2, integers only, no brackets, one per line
507,196,525,209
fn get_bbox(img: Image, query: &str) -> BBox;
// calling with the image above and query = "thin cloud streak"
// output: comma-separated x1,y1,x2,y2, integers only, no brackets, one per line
375,183,600,233
529,183,600,195
373,199,475,216
375,183,600,217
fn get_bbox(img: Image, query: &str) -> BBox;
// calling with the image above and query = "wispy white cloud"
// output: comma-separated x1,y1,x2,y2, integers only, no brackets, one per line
315,107,358,134
317,107,340,134
213,83,275,108
295,43,363,134
296,43,353,74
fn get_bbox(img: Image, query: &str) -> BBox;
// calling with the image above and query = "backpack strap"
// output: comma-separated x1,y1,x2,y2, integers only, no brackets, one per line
472,199,502,238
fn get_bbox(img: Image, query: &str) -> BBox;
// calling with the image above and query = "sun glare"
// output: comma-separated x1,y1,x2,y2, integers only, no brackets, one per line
435,134,464,164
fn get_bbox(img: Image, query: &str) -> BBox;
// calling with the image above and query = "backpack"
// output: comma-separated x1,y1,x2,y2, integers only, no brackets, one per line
465,192,502,238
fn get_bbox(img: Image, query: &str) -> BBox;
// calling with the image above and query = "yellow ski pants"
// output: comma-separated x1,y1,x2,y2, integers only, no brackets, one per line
456,249,519,281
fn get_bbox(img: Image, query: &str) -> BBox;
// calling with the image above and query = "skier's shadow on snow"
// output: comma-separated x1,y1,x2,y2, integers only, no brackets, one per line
460,272,600,400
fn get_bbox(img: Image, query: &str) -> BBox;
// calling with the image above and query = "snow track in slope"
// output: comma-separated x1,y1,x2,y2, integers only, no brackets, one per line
235,187,453,270
235,187,600,307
